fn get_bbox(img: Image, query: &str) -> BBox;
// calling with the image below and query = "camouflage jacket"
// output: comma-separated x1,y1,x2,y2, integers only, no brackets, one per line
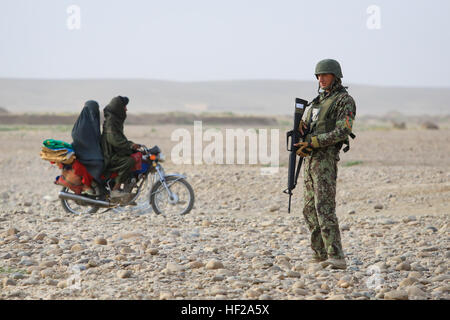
306,83,356,150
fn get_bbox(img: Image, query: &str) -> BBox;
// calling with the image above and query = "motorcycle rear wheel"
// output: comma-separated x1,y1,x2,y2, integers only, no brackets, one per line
60,186,100,215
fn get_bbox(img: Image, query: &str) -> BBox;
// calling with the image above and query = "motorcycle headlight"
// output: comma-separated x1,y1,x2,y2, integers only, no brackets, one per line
159,153,165,162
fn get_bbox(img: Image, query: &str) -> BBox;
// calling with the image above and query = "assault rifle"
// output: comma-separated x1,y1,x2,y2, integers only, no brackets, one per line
283,98,309,213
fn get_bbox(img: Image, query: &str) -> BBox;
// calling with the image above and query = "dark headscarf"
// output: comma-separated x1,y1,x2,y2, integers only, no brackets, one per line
104,96,128,120
71,100,104,181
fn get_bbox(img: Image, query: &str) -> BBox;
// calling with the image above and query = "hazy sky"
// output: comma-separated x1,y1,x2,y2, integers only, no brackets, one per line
1,0,449,87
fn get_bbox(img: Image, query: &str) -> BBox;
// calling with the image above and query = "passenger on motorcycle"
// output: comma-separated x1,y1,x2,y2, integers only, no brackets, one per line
71,100,104,195
100,96,142,199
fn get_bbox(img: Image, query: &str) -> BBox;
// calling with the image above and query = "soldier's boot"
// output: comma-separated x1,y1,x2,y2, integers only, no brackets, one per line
320,258,347,270
308,254,327,264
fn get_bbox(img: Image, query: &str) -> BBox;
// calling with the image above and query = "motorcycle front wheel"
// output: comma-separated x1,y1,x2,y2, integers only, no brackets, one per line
150,176,194,216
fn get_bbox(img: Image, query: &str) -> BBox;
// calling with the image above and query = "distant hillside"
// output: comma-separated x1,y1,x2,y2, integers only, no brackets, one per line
0,79,449,116
0,112,280,126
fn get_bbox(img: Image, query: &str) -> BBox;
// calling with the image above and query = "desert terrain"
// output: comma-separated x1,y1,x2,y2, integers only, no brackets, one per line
0,116,448,300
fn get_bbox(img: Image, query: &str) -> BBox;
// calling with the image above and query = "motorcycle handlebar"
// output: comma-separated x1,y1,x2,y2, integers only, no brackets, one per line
138,145,161,156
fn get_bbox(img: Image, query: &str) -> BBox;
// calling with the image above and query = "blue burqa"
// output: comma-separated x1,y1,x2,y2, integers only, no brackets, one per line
71,100,104,182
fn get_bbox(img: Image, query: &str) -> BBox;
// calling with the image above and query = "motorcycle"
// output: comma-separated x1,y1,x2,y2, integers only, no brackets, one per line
57,145,195,216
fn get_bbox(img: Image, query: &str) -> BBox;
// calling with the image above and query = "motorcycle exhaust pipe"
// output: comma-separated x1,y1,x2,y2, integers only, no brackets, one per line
58,191,112,208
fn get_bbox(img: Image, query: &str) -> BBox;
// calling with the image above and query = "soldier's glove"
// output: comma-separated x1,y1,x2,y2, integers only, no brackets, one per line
294,142,313,157
294,136,320,157
309,136,320,148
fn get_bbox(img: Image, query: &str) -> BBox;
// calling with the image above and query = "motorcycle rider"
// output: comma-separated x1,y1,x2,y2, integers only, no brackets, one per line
101,96,142,199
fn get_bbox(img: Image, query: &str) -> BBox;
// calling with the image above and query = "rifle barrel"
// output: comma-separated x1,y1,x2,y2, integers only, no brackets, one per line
288,194,292,213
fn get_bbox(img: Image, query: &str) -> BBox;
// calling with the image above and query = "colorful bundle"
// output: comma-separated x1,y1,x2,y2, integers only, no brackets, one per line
40,139,76,164
43,139,73,150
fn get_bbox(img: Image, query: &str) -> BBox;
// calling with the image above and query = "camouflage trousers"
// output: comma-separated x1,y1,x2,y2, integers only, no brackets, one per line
302,149,345,260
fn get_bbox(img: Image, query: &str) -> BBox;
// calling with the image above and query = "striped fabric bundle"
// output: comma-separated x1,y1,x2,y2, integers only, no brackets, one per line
43,139,73,150
40,139,76,164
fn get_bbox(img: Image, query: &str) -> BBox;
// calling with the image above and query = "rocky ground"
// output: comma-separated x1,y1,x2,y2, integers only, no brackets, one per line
0,123,448,300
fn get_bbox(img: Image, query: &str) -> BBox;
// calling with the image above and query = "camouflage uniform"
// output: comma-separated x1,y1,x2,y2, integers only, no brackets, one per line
302,79,356,261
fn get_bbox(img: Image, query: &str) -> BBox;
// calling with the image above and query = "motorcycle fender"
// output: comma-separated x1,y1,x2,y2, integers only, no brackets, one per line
163,173,186,180
150,174,187,197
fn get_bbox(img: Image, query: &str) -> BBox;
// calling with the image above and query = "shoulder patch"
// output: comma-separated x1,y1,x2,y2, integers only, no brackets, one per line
346,115,353,130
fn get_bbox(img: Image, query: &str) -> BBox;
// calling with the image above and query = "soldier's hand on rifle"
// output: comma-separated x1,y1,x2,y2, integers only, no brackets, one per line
298,120,308,136
294,141,313,157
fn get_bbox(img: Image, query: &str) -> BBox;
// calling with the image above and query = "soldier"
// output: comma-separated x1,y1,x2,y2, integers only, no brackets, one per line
101,96,142,199
294,59,356,269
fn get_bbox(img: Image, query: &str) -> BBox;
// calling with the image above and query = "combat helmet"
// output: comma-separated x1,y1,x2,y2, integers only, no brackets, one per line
315,59,343,79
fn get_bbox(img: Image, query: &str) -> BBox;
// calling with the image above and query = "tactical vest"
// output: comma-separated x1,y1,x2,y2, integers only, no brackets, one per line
305,88,354,152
